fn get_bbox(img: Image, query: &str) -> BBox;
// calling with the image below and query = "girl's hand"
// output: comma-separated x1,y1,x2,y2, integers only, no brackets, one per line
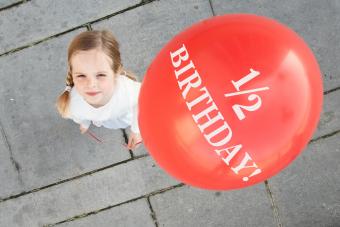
127,132,143,150
79,124,89,134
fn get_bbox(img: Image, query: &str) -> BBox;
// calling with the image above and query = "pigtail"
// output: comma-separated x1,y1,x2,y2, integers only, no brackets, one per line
56,91,71,118
56,71,73,118
120,66,138,82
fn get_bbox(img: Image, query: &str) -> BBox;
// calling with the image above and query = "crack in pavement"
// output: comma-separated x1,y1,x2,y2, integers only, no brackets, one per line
0,119,24,187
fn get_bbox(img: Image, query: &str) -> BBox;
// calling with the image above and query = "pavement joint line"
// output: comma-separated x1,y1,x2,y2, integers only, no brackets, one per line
0,154,149,203
0,24,89,58
85,23,92,31
323,86,340,95
264,180,283,227
43,183,185,227
141,0,158,3
0,119,24,186
87,0,158,28
0,0,26,12
310,129,340,144
122,128,135,158
0,0,157,57
147,196,159,227
208,0,216,16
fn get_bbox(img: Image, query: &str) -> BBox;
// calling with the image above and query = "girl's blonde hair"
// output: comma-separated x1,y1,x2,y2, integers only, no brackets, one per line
56,30,138,118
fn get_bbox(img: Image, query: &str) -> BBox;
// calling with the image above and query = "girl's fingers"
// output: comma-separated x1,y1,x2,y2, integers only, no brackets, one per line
131,139,138,149
131,140,142,150
127,137,133,149
79,125,88,134
125,139,142,150
125,134,143,150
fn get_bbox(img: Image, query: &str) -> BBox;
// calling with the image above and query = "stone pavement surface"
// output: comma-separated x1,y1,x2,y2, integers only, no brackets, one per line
0,0,339,226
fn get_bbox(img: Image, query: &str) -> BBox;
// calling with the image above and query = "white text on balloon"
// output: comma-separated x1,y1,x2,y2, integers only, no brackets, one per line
170,44,262,182
225,69,270,120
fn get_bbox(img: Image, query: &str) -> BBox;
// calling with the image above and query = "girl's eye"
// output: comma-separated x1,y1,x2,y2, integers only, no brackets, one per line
97,74,106,77
76,74,85,78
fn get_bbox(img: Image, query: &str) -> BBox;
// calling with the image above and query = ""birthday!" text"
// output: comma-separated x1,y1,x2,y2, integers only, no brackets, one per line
169,44,262,182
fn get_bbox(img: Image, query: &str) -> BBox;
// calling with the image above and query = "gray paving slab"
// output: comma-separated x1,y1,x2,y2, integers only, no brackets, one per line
0,156,178,227
0,0,140,54
268,133,340,226
314,90,340,139
150,184,276,227
58,198,154,227
0,28,132,198
0,0,21,9
131,142,148,157
0,124,23,198
92,0,213,81
211,0,340,92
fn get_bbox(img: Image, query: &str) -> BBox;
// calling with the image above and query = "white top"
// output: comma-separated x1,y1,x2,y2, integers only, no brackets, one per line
68,74,142,134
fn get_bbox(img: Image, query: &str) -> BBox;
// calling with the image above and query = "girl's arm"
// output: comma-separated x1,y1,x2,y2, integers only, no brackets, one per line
79,123,89,134
127,130,142,150
126,77,142,149
127,104,142,150
130,104,140,134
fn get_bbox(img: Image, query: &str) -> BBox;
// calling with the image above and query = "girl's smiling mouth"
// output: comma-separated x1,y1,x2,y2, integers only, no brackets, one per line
86,91,101,96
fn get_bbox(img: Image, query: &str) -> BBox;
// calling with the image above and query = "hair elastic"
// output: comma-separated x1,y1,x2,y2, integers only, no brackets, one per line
64,85,72,92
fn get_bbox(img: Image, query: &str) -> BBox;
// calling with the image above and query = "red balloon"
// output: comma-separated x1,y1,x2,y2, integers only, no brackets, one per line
138,14,323,190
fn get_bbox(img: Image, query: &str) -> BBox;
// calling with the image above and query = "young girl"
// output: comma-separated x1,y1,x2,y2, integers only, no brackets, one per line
56,30,142,150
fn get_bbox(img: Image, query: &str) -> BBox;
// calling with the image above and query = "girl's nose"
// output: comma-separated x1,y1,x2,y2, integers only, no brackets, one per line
88,77,98,88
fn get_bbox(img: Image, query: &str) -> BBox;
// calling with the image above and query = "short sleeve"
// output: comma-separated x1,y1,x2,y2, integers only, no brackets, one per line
130,104,140,134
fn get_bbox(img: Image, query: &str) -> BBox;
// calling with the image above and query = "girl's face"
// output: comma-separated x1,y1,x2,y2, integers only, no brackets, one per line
71,49,116,107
